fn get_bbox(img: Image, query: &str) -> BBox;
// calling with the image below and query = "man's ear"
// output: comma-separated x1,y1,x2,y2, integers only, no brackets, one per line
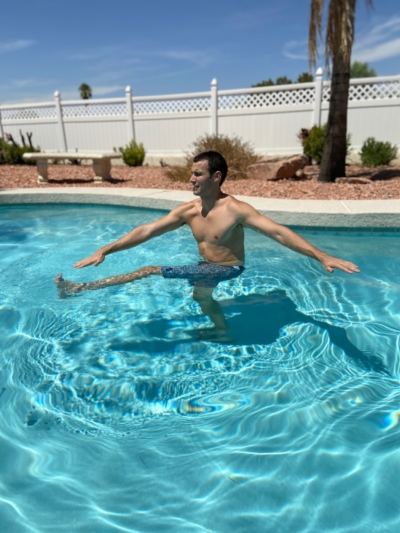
213,170,222,183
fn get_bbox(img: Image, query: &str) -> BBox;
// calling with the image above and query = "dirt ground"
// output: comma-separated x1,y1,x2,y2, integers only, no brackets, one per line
1,163,400,200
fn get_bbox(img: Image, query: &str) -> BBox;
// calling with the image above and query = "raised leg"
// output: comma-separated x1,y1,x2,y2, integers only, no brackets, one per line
37,160,49,183
54,266,162,297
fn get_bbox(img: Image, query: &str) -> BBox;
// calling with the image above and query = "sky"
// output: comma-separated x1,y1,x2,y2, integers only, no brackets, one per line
1,0,399,104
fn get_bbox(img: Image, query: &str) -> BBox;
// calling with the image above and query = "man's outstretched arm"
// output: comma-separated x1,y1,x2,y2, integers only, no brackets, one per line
73,205,186,269
239,202,360,274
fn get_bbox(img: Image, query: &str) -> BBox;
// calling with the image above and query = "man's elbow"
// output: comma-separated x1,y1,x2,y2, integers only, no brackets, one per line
269,226,286,244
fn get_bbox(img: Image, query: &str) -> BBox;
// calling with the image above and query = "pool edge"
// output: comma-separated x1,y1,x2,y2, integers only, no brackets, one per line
1,187,400,228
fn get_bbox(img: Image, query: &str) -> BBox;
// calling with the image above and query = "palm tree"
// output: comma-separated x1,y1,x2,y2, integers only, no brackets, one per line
309,0,373,182
78,83,92,100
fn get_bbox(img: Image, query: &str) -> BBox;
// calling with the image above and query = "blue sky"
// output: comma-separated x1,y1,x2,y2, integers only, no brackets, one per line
1,0,399,104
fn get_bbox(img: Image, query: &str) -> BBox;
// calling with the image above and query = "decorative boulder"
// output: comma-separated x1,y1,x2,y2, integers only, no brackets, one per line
246,154,309,181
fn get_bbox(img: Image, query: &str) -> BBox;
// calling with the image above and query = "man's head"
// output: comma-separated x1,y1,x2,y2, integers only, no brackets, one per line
192,151,228,186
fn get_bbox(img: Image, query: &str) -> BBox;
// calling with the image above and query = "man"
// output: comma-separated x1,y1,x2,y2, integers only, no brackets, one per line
55,151,359,331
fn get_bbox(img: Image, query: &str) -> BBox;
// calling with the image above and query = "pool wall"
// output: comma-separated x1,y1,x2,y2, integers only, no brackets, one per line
1,187,400,228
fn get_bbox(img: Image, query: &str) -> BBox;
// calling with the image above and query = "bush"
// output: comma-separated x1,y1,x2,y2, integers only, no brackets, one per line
166,134,260,182
300,125,326,164
298,124,351,164
115,140,145,166
359,137,397,168
0,137,39,165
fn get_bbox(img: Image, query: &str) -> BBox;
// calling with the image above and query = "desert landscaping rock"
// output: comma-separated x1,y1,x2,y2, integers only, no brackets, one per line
335,177,373,184
2,163,400,200
246,154,309,181
293,169,311,180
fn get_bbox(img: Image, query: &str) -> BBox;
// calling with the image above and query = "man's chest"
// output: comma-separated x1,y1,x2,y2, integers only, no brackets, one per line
188,213,239,244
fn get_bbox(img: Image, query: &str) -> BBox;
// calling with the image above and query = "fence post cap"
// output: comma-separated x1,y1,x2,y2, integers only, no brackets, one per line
125,86,132,93
54,91,60,97
211,78,218,86
316,68,323,77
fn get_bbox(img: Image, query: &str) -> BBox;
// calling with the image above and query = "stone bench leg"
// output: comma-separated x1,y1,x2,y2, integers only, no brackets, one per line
37,160,49,183
93,158,111,182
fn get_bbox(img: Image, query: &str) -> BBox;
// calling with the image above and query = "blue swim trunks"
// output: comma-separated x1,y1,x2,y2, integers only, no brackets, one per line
161,261,245,288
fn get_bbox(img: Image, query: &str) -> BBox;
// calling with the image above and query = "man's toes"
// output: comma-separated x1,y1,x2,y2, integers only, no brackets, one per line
54,273,64,284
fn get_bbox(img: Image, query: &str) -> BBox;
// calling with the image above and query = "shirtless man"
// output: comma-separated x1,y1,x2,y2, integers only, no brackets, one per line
55,151,359,330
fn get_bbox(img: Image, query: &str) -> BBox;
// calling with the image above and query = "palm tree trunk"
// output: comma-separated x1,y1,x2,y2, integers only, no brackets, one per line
318,0,357,182
318,50,351,182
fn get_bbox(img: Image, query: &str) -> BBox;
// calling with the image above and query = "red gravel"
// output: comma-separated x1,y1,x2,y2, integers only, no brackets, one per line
1,163,400,200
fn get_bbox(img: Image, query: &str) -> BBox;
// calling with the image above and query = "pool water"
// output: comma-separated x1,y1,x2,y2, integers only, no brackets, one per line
1,204,400,533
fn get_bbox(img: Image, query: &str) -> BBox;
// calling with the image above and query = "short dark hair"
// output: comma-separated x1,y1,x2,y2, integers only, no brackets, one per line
193,151,228,185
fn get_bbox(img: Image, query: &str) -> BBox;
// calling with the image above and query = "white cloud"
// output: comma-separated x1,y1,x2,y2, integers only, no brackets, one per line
1,95,54,105
13,79,34,88
92,85,125,96
283,40,308,61
0,40,35,54
353,16,400,62
354,38,400,62
68,44,213,76
283,15,400,67
157,50,213,68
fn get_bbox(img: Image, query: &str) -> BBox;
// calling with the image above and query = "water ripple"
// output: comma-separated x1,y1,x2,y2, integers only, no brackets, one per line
1,205,400,532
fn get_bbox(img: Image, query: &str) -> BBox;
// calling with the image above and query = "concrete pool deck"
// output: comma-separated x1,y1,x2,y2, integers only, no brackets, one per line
1,187,400,228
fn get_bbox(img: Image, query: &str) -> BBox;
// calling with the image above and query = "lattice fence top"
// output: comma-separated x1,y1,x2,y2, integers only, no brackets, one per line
133,97,210,114
322,79,400,102
62,102,127,118
218,88,315,110
322,84,331,102
2,77,399,123
349,80,400,100
1,105,56,121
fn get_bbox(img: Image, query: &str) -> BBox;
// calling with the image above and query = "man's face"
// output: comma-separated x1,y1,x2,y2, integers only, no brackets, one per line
190,160,220,196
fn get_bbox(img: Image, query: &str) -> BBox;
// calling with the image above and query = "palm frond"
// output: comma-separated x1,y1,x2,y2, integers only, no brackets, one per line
325,0,356,67
309,0,324,71
309,1,374,73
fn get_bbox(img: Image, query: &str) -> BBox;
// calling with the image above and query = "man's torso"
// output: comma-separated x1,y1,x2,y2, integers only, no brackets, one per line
179,196,245,266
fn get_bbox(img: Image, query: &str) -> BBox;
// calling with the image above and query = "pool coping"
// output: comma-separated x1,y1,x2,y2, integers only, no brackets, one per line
1,187,400,228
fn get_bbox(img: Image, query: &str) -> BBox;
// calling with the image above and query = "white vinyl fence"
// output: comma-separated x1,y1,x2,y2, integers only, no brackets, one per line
1,69,399,164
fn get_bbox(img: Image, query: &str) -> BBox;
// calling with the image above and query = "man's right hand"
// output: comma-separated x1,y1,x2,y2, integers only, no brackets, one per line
73,250,106,269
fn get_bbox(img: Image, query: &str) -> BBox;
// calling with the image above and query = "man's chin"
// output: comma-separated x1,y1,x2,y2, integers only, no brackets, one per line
192,188,200,195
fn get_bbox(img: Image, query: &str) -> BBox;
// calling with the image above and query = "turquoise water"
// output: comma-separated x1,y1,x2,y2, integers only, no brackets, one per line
1,204,400,533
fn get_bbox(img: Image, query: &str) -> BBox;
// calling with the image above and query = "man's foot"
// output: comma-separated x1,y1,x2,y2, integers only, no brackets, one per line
194,327,234,344
54,273,84,298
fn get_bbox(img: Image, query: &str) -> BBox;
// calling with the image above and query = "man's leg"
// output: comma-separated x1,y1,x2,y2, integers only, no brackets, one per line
54,266,162,297
192,285,229,330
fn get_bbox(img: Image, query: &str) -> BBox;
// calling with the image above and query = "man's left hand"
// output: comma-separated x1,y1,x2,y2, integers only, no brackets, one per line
320,255,360,274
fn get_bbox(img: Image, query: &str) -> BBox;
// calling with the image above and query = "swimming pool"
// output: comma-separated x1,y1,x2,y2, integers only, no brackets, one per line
1,203,400,532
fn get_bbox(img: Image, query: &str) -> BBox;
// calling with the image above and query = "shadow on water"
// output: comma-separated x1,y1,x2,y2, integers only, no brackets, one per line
111,290,388,376
0,224,29,243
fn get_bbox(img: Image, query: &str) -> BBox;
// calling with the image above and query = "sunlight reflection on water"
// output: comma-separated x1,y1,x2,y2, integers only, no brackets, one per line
1,204,400,532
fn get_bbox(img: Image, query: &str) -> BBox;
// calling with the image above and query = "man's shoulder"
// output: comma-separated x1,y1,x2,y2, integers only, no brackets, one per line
223,194,255,215
172,199,200,217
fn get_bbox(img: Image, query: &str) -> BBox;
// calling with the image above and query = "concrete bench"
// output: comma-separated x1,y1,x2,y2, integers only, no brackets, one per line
23,152,121,183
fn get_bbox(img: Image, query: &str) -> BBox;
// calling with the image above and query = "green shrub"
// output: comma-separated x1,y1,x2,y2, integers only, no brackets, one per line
166,134,260,182
301,125,326,164
0,138,39,165
359,137,398,168
116,140,145,166
298,124,351,164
